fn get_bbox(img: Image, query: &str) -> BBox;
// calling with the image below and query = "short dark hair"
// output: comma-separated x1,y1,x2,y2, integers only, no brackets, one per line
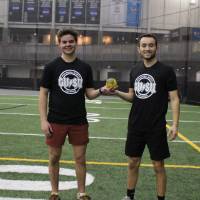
137,33,158,47
57,28,78,43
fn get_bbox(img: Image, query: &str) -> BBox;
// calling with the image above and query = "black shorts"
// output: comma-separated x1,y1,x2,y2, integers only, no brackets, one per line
125,128,170,161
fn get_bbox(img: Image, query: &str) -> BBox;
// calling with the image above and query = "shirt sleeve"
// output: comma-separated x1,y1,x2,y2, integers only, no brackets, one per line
129,69,134,89
40,65,53,89
85,64,94,88
166,67,177,91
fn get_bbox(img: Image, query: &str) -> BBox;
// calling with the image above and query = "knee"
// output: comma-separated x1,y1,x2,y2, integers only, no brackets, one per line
128,158,140,171
49,154,60,166
153,161,165,174
75,154,86,166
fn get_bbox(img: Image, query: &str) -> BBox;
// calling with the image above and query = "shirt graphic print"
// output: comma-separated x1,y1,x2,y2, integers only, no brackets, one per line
58,69,83,94
134,73,156,99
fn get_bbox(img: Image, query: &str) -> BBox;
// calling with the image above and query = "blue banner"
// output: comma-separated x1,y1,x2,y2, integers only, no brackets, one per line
56,0,70,23
39,0,52,23
86,0,100,24
127,0,141,27
71,0,86,24
24,0,38,22
8,0,23,22
192,28,200,41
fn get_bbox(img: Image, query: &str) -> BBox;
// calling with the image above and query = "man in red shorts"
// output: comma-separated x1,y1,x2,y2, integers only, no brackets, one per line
39,28,105,200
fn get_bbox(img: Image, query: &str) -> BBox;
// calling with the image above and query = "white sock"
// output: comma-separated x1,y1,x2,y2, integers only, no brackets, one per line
77,192,86,198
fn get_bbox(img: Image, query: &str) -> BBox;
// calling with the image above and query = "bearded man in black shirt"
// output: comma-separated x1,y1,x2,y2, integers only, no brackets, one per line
39,29,105,200
114,34,180,200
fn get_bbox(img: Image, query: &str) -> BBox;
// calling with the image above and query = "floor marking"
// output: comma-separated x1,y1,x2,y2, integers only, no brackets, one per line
0,103,28,105
0,157,199,169
0,112,39,116
87,106,130,110
166,124,200,153
0,112,200,123
0,132,43,137
0,165,94,191
180,104,200,108
0,132,200,143
0,102,200,114
0,198,44,200
168,110,200,114
0,97,38,101
0,112,101,123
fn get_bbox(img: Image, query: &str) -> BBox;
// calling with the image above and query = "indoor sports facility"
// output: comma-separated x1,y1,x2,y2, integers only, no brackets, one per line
0,0,200,200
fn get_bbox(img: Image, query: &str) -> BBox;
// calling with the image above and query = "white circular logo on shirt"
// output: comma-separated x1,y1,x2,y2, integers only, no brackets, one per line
58,70,83,94
134,74,156,99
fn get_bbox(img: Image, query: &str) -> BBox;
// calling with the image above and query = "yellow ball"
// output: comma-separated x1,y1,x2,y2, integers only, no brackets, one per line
106,78,118,89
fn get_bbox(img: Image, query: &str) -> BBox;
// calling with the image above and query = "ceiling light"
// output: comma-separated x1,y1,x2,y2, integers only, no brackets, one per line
190,0,196,5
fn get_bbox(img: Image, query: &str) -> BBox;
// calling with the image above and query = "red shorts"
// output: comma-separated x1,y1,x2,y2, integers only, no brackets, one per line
46,123,89,147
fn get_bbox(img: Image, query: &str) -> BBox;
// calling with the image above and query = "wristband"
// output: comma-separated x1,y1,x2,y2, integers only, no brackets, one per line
99,87,103,94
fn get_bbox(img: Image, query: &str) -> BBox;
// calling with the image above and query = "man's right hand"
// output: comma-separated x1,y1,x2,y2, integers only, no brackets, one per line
41,120,53,138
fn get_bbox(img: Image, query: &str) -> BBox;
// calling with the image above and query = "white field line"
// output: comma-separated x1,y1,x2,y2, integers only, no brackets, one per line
180,104,200,108
88,106,130,110
0,132,200,143
0,96,121,100
1,93,198,104
0,112,199,123
0,94,200,105
0,103,200,114
0,112,39,116
0,96,199,105
88,107,200,114
168,110,200,114
0,103,130,110
0,198,44,200
0,97,38,101
0,103,27,105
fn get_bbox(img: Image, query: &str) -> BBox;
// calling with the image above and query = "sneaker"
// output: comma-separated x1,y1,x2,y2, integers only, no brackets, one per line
49,194,61,200
121,196,135,200
77,193,91,200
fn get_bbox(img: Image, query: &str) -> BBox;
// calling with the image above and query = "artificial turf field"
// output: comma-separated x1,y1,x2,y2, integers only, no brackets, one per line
0,91,199,200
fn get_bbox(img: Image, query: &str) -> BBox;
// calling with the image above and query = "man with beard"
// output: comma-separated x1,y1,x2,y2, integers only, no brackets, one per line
113,34,180,200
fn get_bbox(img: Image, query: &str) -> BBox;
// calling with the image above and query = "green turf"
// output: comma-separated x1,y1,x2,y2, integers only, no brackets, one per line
0,95,199,200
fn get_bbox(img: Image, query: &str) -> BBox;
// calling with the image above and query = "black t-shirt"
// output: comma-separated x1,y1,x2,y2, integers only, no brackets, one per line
40,57,94,124
128,61,177,131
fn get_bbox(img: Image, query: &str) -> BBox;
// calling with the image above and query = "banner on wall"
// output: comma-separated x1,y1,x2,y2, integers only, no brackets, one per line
192,28,200,41
56,0,70,23
127,0,141,27
8,0,23,22
8,0,101,24
71,0,86,24
24,0,38,22
109,0,126,26
86,0,100,24
39,0,52,23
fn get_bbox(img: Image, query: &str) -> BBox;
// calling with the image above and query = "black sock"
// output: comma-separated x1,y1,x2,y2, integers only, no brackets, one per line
157,196,165,200
127,189,135,199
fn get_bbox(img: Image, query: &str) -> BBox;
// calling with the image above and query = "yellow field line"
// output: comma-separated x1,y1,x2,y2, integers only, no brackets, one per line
166,124,200,153
0,157,200,169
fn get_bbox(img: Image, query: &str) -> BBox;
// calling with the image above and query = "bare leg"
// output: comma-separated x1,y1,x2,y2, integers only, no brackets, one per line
152,160,166,197
48,146,62,194
73,145,87,193
127,157,141,189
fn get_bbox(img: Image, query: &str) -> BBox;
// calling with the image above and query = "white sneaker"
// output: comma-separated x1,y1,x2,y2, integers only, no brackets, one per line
77,193,91,200
121,196,134,200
